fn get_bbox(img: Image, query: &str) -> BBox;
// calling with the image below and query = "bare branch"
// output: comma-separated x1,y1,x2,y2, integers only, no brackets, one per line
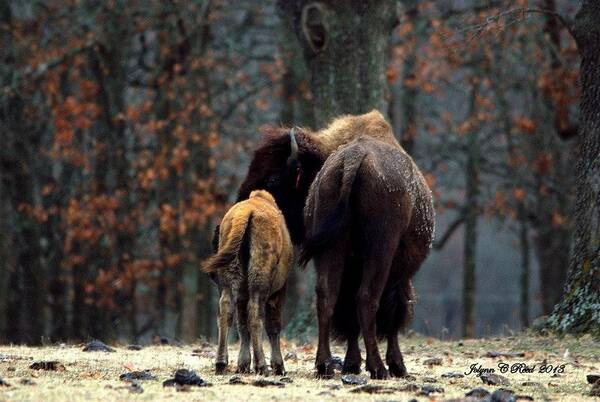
433,212,466,250
459,7,574,39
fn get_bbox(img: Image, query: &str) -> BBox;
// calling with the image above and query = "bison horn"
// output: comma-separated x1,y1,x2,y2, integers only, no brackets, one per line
287,127,299,165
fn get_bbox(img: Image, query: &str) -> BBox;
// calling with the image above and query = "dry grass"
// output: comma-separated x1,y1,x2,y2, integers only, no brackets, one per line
0,333,598,401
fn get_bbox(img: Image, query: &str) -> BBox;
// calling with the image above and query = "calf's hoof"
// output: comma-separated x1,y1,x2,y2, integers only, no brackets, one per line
215,362,228,375
388,361,407,378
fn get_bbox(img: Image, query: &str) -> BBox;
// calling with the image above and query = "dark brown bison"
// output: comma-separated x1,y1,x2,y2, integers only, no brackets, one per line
236,110,434,379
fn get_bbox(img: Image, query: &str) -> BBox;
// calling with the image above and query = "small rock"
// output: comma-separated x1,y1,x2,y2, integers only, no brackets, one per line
251,378,285,387
515,395,534,401
341,374,368,385
162,379,177,387
317,391,334,397
466,387,491,398
127,344,143,351
350,384,396,394
119,370,157,382
591,381,600,397
404,374,417,381
122,381,144,394
163,369,209,387
486,351,525,358
419,384,444,396
423,357,443,366
19,379,36,386
0,378,10,387
587,374,600,384
327,384,341,390
175,384,192,392
29,361,65,371
422,376,438,382
279,376,293,383
330,356,343,371
442,371,465,379
153,336,182,347
228,376,245,385
83,340,115,352
284,351,298,361
491,388,516,402
398,383,420,392
521,381,542,387
481,373,510,386
457,342,464,346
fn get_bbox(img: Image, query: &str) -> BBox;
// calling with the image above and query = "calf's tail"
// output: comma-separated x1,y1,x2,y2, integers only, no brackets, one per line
201,213,252,274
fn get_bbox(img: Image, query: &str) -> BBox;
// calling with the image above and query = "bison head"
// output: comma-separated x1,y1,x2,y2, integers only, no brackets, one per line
237,127,325,243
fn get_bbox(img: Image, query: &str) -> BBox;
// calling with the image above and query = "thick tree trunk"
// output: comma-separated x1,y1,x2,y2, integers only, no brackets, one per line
278,0,397,128
534,227,570,314
462,84,480,338
463,141,478,338
519,209,530,329
548,1,600,335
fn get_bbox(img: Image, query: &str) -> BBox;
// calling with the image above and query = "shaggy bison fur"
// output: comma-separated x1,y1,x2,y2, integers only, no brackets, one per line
236,110,434,379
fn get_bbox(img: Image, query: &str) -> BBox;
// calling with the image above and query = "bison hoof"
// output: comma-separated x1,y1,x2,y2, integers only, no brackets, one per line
388,361,407,377
367,365,389,380
256,365,270,376
215,362,228,375
341,363,361,374
236,362,251,374
316,362,335,379
272,363,285,376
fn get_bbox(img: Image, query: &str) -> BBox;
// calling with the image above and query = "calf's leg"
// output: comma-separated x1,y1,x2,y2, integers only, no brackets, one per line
248,291,268,375
265,285,286,375
236,286,251,373
215,288,233,374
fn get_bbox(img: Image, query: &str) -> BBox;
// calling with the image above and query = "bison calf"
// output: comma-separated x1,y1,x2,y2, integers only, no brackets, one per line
202,190,293,376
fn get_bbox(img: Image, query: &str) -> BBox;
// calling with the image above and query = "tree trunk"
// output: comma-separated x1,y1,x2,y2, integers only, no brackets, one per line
548,1,600,335
397,0,419,154
463,144,478,338
519,208,530,329
278,0,397,128
462,83,479,338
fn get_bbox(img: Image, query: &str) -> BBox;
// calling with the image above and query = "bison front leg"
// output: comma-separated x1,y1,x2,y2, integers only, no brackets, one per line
215,288,233,374
248,291,269,375
265,286,286,376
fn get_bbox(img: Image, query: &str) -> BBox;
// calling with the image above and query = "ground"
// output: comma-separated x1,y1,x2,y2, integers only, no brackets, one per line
0,334,598,401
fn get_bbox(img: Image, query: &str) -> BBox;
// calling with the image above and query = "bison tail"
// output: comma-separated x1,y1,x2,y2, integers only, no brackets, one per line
201,213,252,274
298,148,366,268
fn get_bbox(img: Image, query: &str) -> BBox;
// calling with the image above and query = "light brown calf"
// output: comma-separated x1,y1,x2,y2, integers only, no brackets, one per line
202,190,293,375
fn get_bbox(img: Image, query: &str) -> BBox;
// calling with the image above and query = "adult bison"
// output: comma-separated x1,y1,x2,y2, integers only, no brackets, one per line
236,110,434,379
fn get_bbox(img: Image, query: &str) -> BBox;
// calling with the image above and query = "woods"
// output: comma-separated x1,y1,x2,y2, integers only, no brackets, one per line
0,0,598,347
